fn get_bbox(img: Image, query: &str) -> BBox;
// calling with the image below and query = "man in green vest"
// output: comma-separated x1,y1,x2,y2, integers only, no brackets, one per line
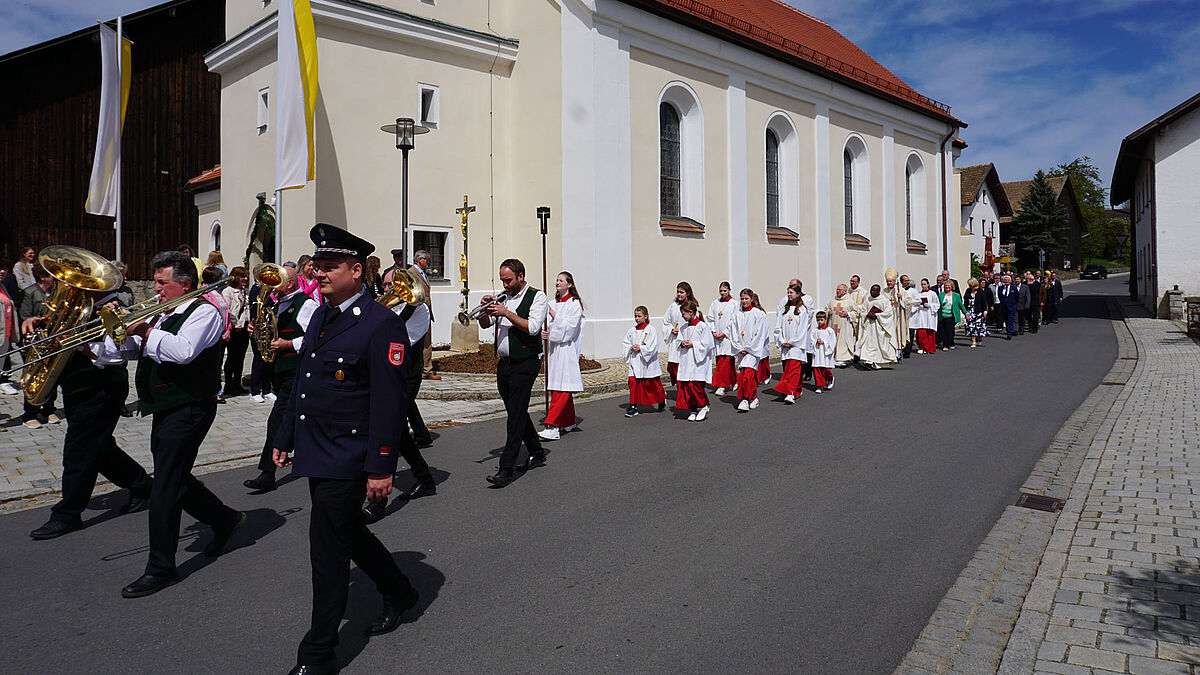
476,258,549,488
89,250,244,598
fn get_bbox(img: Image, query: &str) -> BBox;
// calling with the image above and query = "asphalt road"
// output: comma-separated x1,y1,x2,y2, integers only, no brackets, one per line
0,275,1125,674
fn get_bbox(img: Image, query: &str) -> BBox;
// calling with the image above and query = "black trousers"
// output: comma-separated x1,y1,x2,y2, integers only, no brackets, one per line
496,356,543,472
401,372,431,484
1017,309,1028,334
50,375,151,524
1047,299,1060,322
22,392,56,421
1027,306,1041,333
298,477,412,667
936,316,957,348
146,399,238,576
406,371,432,448
249,338,273,395
258,368,297,473
225,327,250,392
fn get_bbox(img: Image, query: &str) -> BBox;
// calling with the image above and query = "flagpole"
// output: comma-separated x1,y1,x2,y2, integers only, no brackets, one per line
274,189,283,264
114,15,123,263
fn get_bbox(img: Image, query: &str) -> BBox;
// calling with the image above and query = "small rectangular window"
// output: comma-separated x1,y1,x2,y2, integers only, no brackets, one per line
418,84,439,128
257,87,269,135
413,231,448,280
968,216,974,233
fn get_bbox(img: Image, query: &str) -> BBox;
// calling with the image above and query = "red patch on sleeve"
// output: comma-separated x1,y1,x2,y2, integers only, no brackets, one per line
379,445,391,457
388,342,405,366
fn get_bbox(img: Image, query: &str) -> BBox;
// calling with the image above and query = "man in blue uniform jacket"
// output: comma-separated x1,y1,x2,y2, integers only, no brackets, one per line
273,223,418,675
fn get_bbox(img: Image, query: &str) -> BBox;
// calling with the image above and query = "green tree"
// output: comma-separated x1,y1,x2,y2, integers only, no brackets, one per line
244,195,276,267
1010,170,1068,266
1048,157,1106,232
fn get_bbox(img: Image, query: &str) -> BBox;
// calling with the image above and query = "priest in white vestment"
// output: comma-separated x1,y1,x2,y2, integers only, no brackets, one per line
856,284,895,369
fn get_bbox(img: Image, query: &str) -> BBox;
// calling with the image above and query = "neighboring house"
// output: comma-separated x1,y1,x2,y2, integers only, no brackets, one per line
0,0,223,278
184,165,222,259
999,175,1083,273
1111,91,1200,316
205,0,965,355
956,163,1012,272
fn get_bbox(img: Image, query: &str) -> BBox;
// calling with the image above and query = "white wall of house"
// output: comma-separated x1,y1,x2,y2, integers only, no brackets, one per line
962,182,1001,269
1148,104,1200,311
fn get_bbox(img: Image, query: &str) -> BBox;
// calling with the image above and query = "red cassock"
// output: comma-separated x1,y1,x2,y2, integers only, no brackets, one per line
737,367,759,400
812,367,833,387
711,355,737,387
916,328,937,353
545,391,575,427
758,358,771,381
771,360,804,397
666,361,679,386
628,376,666,406
674,381,709,410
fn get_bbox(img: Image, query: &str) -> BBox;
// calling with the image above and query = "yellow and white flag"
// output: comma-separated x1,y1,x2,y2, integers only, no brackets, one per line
276,0,319,191
85,23,131,217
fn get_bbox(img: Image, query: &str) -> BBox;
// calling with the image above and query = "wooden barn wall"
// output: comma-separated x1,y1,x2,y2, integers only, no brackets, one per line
0,0,223,279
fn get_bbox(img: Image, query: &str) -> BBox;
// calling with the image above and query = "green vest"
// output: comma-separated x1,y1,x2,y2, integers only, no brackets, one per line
135,299,222,414
59,351,127,398
506,287,542,362
274,295,309,374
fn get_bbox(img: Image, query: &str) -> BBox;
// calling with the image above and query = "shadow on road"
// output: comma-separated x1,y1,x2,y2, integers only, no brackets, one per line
335,551,446,669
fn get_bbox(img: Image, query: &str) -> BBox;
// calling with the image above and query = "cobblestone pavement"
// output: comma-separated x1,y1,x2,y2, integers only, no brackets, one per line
899,294,1200,674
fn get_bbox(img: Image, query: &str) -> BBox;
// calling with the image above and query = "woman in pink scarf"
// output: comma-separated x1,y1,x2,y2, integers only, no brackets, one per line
296,255,323,304
0,267,18,395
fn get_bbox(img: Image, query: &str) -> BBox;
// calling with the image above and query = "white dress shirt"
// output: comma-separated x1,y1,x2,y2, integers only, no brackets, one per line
389,302,430,344
90,297,223,365
276,287,318,351
494,283,548,358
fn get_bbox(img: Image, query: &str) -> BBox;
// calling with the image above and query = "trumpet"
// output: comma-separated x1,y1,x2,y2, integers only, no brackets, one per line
457,294,507,326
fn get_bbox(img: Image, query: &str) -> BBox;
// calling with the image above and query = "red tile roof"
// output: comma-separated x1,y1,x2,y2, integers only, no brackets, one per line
185,164,220,186
626,0,960,125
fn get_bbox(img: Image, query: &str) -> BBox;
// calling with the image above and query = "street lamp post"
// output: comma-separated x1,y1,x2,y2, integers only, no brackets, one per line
380,117,429,265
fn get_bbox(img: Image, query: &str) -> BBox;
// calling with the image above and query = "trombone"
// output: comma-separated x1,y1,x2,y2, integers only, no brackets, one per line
2,278,231,378
0,294,160,361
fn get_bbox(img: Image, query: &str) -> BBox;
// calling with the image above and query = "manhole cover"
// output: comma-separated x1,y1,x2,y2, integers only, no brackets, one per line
1016,493,1066,512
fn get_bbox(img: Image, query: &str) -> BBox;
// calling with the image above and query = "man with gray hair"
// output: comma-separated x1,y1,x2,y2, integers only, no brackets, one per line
408,249,438,379
88,250,244,598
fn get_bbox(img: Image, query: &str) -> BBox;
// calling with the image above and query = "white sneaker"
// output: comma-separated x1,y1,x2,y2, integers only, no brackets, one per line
732,384,738,392
686,411,697,421
264,392,278,401
749,398,759,409
737,399,750,412
23,419,41,429
714,387,725,396
563,424,576,433
250,394,265,403
784,394,795,404
0,382,19,395
537,427,560,441
826,380,834,390
695,406,709,421
45,413,62,425
761,377,771,386
815,388,823,394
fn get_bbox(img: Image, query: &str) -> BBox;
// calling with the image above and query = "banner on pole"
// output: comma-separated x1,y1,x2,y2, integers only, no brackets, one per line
276,0,319,191
85,23,131,217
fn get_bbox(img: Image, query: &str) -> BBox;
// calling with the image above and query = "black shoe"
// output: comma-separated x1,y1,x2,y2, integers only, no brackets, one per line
365,587,420,636
121,493,151,515
415,438,434,449
287,666,339,675
1006,335,1012,340
30,519,82,540
625,407,639,418
397,482,436,500
204,511,245,556
216,395,226,404
521,453,547,471
119,408,133,418
657,402,665,412
362,498,388,524
243,471,277,492
486,470,516,488
121,572,179,598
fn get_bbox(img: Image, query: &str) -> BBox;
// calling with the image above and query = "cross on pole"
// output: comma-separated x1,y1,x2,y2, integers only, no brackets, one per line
455,195,475,312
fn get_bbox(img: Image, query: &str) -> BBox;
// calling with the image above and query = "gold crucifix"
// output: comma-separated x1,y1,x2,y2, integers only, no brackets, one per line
455,195,475,309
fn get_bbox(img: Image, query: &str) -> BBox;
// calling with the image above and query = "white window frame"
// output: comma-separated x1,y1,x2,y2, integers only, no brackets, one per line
417,83,439,129
209,220,222,254
843,134,870,239
905,152,927,244
765,112,799,236
408,224,452,282
257,87,269,135
658,81,705,225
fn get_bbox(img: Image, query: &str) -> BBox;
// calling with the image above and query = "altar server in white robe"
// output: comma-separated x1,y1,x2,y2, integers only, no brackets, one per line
661,281,695,387
910,278,939,354
707,282,738,394
673,300,714,422
729,289,769,411
622,305,665,417
770,283,810,404
857,284,896,369
773,278,815,382
809,311,837,393
539,272,584,441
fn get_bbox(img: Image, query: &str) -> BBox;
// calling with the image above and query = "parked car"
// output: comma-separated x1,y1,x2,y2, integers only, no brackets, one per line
1080,264,1108,279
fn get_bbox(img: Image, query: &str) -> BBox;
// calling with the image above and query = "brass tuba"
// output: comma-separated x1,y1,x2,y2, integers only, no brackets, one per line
251,263,287,363
20,246,123,406
376,268,425,309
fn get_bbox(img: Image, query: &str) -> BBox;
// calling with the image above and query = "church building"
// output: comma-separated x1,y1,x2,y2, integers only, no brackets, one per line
204,0,965,356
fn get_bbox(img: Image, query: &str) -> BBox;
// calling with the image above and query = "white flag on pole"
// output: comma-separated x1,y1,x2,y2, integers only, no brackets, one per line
85,23,130,217
276,0,319,191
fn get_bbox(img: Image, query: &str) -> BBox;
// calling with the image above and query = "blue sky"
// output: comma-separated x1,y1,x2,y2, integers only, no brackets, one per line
5,0,1200,195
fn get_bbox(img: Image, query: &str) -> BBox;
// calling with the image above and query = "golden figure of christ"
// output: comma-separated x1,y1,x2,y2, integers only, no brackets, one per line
455,195,475,307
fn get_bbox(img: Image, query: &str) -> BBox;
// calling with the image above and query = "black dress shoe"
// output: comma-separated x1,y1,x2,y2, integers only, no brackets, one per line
286,664,339,675
204,511,246,556
397,482,436,500
30,519,82,540
486,471,515,488
121,572,179,598
121,493,151,515
243,471,277,492
362,498,388,524
364,588,419,636
520,453,547,471
415,438,434,449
